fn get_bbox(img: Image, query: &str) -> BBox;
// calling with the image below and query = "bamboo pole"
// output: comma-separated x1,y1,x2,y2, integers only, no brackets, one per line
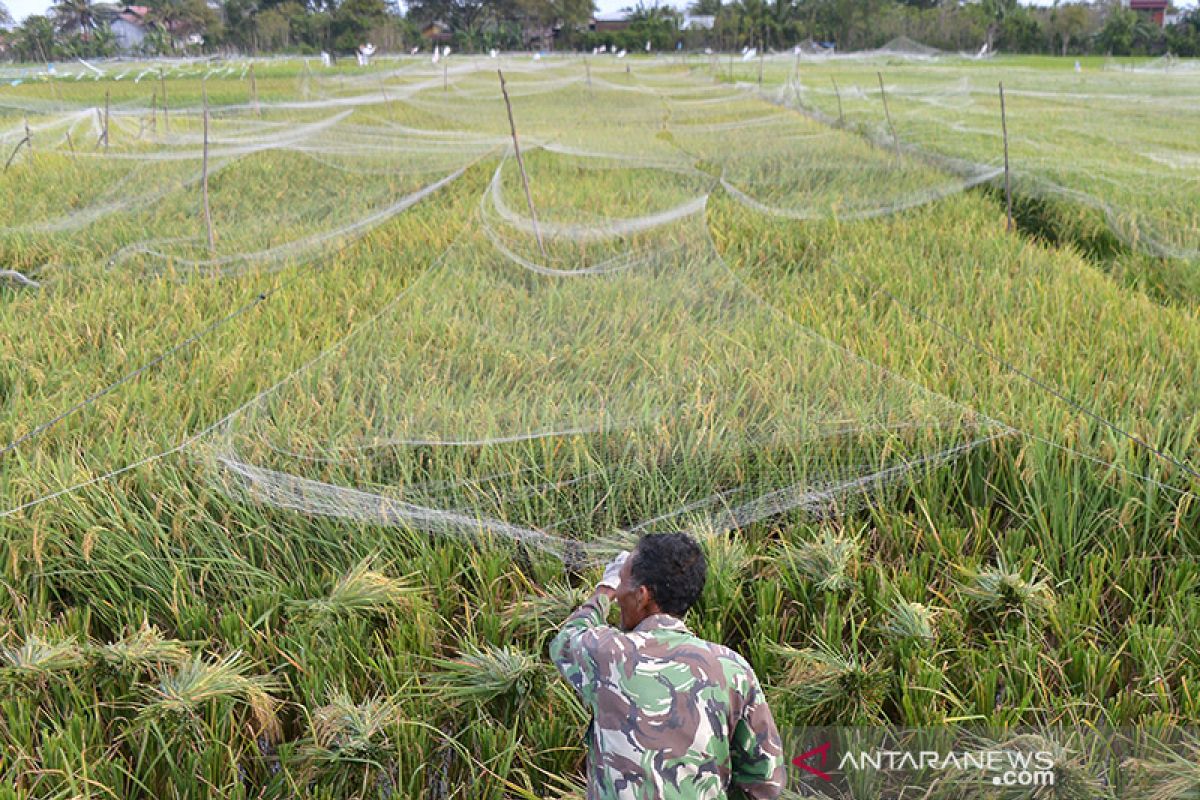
4,118,31,172
877,71,899,160
1000,81,1013,233
497,69,546,260
201,81,215,253
250,63,260,115
831,76,844,126
159,69,169,133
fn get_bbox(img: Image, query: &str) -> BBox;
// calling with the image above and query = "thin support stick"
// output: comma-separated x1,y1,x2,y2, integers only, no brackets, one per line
757,42,764,86
159,69,169,133
250,63,260,115
497,69,546,260
4,119,31,172
999,81,1013,233
150,90,157,136
831,76,844,126
443,60,448,91
201,81,215,253
585,57,591,88
103,89,110,152
877,71,899,160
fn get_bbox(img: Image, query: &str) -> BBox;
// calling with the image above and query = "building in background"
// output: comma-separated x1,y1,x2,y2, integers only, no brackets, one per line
1128,0,1169,27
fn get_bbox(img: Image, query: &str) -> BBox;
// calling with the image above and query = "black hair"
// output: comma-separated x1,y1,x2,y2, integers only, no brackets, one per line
629,532,707,617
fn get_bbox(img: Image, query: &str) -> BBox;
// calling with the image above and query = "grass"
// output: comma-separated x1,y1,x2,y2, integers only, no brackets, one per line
0,53,1198,797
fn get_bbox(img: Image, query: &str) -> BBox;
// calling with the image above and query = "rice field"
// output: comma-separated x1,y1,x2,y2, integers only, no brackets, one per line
1,52,1199,798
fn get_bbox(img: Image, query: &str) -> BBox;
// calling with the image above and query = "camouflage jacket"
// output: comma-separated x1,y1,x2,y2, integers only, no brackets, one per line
550,593,785,800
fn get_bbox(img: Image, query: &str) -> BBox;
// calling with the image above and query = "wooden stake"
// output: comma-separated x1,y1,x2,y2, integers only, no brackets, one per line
497,69,546,260
831,76,844,126
201,81,215,253
4,119,31,171
250,63,260,115
150,90,157,136
877,71,899,160
103,90,110,152
585,57,591,88
443,60,448,91
757,42,764,86
159,69,169,133
1000,81,1013,233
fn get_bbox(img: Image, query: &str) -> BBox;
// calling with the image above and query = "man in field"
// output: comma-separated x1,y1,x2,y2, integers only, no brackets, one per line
550,532,785,800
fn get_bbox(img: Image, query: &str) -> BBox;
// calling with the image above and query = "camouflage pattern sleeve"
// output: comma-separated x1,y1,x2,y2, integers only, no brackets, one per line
548,591,617,708
728,669,786,799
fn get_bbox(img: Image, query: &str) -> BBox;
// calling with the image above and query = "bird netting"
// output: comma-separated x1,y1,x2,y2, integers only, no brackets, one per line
775,64,1200,263
193,147,999,562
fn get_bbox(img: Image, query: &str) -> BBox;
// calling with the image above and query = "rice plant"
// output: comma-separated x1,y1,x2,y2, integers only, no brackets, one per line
0,55,1197,797
288,558,419,624
779,529,860,594
426,643,548,720
960,562,1058,627
0,634,86,687
92,623,190,677
776,641,889,725
293,691,403,793
138,651,282,741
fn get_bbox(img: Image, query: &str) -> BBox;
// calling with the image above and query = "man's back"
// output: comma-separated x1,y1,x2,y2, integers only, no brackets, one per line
551,593,785,800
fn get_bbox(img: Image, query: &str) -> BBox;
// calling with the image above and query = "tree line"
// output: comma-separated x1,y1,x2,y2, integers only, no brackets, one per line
1,0,1198,61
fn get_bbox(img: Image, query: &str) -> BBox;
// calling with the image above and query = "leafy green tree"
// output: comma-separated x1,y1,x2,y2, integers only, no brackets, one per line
11,14,58,60
1165,7,1200,56
1095,5,1160,54
996,4,1042,51
623,1,682,49
332,0,386,50
0,2,13,28
52,0,98,38
219,0,259,51
145,0,223,49
1047,2,1092,55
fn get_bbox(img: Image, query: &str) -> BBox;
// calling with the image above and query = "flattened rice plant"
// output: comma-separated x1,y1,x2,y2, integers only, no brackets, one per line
294,690,403,793
960,561,1058,628
427,643,548,721
138,650,282,742
777,641,889,725
288,558,419,625
780,529,860,594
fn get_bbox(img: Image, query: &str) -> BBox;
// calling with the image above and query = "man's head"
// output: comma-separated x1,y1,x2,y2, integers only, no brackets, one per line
614,532,707,631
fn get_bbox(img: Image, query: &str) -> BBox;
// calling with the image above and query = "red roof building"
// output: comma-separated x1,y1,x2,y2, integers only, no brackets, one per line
1129,0,1169,27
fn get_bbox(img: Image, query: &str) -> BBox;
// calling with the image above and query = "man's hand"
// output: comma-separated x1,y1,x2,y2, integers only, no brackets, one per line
596,551,628,598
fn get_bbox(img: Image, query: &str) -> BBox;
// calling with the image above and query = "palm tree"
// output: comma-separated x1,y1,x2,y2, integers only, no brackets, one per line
52,0,98,38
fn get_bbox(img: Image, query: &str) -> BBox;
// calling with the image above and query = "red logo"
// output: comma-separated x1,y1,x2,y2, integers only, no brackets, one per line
792,742,833,781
